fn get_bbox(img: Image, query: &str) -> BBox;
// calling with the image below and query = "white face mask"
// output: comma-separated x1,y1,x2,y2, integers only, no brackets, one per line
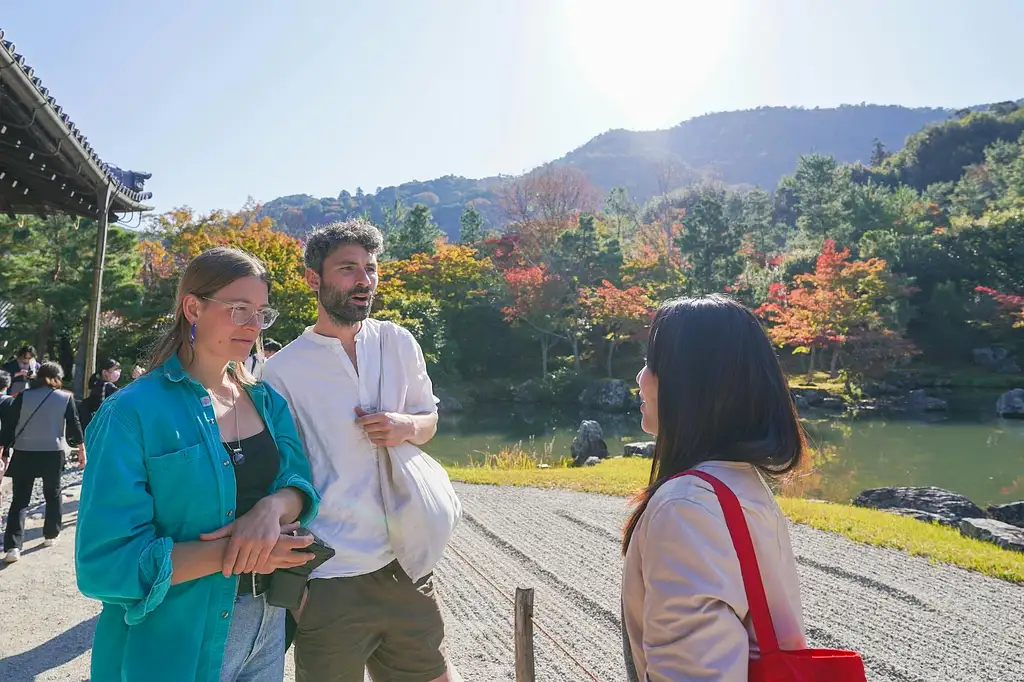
108,370,122,383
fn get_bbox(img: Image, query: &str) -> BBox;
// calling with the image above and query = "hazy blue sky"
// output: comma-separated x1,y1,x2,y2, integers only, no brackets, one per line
3,0,1022,213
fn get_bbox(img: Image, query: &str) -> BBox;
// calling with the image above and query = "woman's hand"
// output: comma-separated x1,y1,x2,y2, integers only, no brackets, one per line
256,532,316,574
76,445,87,469
200,500,293,577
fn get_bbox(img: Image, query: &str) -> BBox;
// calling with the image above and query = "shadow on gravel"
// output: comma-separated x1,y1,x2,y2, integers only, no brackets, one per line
0,615,97,682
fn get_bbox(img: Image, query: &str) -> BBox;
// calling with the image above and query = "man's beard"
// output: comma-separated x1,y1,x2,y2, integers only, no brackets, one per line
319,281,374,326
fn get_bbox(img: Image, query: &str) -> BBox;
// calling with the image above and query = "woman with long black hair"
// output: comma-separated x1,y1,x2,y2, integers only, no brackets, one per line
621,295,808,681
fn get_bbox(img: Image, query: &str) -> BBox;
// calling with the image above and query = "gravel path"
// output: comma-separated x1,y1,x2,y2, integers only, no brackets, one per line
1,482,1021,681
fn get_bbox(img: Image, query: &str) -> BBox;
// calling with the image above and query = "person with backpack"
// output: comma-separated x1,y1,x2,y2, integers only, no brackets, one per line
1,361,86,563
80,359,121,429
621,295,865,681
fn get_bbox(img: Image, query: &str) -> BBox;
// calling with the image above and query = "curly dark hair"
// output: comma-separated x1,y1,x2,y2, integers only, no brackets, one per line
304,218,383,274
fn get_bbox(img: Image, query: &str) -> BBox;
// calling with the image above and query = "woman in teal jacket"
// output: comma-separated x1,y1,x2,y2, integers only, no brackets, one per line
77,247,321,682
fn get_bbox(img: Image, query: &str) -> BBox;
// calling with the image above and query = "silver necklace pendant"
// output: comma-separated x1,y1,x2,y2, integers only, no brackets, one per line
231,446,245,465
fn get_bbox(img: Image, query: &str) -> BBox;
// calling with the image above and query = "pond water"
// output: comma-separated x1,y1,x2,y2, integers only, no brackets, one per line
428,390,1024,507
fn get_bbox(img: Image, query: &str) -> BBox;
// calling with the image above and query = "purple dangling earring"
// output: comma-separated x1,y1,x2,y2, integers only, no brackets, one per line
189,322,196,346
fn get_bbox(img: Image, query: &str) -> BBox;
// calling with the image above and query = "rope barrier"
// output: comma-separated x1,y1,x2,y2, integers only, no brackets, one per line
448,543,602,682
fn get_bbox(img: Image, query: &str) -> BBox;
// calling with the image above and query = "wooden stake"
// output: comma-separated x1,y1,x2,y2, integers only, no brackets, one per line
515,587,536,682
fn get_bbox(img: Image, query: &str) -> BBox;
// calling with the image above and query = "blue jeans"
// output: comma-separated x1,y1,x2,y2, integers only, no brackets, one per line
220,593,286,682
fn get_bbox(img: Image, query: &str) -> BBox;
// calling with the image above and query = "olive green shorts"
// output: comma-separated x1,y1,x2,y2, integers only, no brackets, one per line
294,561,448,682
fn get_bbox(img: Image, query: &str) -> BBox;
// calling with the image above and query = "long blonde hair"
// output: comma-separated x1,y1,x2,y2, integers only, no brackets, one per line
148,247,270,384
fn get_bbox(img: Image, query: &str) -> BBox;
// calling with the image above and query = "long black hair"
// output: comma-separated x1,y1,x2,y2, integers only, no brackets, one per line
622,295,806,553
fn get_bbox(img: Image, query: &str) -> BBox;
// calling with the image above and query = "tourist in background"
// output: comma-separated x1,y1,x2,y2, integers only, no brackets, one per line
75,246,321,682
621,295,808,681
2,345,39,396
80,358,121,429
0,369,13,491
245,338,282,380
1,361,85,563
263,220,451,682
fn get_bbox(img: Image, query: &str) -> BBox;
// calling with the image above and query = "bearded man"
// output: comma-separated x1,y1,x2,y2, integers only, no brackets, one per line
262,219,451,682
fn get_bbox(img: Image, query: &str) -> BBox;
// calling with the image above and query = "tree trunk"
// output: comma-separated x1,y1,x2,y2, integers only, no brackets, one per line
806,345,817,383
540,335,550,377
59,333,74,380
36,309,52,360
73,326,88,398
606,340,618,378
829,345,841,379
571,336,580,372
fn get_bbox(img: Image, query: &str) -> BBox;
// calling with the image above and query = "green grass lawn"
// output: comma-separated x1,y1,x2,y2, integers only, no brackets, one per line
444,457,1024,584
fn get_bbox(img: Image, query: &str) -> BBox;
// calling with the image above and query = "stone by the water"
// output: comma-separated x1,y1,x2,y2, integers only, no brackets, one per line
987,500,1024,528
854,486,986,523
571,420,609,466
996,388,1024,419
579,379,635,412
959,518,1024,552
905,389,948,412
434,387,464,413
623,441,655,458
886,507,955,526
582,456,601,467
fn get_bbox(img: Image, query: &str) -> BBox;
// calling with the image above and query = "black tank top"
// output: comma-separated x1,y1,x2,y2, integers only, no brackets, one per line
223,429,280,518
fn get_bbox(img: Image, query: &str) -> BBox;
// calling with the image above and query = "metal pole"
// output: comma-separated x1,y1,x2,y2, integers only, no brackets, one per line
83,184,113,394
515,587,536,682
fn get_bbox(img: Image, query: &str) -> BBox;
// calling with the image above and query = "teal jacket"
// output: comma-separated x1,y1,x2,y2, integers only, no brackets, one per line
76,355,320,682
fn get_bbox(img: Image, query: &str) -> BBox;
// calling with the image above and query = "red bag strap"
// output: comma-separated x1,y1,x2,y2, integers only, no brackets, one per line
668,470,781,655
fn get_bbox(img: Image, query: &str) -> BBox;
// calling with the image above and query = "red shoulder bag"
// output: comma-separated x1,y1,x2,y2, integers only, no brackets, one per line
671,470,868,682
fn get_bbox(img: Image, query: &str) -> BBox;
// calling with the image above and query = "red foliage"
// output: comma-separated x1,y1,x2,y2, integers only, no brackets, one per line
976,286,1024,327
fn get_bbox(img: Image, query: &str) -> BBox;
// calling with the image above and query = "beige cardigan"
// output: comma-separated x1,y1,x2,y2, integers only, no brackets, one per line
621,461,807,681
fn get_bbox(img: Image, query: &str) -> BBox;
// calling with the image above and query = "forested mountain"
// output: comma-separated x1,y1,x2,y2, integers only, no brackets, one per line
261,104,953,239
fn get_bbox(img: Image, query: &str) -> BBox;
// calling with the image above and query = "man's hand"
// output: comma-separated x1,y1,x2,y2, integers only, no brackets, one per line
76,445,87,469
354,407,414,447
200,501,296,577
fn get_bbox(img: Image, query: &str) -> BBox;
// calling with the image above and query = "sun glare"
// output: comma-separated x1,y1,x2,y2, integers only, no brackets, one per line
562,0,739,129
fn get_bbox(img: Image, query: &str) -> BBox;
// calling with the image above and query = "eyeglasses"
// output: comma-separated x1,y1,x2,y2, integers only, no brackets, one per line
203,297,280,330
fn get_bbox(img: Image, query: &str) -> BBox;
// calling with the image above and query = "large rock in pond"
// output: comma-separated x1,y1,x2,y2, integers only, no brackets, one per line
996,389,1024,419
905,389,948,412
988,501,1024,528
571,420,609,466
959,518,1024,552
579,379,635,412
623,441,655,458
854,486,986,524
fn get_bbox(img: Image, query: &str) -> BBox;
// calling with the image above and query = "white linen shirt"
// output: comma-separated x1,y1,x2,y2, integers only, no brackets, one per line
262,320,438,578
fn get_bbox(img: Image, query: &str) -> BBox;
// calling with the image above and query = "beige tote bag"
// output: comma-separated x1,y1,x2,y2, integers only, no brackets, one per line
377,323,462,582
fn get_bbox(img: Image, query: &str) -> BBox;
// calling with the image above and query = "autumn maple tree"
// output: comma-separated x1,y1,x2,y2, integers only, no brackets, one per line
757,240,913,383
976,286,1024,328
139,204,316,341
502,265,569,376
581,280,653,376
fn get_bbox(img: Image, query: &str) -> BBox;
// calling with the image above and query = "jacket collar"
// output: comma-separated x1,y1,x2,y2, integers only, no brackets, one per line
158,353,267,397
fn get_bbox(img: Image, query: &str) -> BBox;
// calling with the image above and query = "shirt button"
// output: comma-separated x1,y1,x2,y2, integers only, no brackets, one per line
223,460,230,466
221,611,229,619
227,510,234,518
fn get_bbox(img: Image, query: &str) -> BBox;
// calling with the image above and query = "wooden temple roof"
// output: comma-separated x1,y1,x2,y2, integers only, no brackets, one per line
0,28,152,220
